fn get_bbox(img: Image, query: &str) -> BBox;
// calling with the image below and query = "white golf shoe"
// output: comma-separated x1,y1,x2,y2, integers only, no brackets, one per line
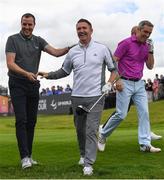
140,144,161,153
78,157,84,166
29,157,38,165
151,131,162,140
83,166,93,176
98,133,106,151
21,157,32,169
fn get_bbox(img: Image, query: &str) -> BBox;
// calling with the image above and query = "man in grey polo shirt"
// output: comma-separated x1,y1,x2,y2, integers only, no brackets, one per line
5,13,71,169
38,18,117,176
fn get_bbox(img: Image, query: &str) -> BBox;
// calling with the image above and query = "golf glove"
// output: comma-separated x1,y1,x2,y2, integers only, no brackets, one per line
146,39,154,53
102,82,112,95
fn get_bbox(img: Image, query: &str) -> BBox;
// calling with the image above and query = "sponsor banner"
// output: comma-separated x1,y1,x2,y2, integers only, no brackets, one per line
0,96,8,113
38,93,72,114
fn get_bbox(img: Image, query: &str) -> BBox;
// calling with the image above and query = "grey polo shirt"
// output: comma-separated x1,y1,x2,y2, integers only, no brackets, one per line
62,39,115,97
5,32,48,79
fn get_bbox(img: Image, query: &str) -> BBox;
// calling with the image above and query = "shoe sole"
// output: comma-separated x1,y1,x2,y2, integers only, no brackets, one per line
22,164,32,169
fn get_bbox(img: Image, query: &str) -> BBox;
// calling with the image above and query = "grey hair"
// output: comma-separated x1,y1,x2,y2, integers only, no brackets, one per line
138,20,154,29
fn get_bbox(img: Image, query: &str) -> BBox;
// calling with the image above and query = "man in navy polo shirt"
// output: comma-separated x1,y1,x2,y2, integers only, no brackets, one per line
5,13,71,169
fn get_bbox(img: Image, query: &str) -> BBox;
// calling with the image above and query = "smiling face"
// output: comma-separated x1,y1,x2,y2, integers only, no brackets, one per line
76,21,93,45
136,25,153,43
21,16,35,38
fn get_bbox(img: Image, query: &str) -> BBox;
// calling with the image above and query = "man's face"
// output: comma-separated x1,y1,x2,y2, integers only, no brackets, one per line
21,16,35,38
76,22,93,45
137,25,153,43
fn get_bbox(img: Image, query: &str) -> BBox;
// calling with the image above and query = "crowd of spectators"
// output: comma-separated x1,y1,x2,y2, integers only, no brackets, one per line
1,74,164,100
40,84,72,96
0,85,8,96
145,74,164,101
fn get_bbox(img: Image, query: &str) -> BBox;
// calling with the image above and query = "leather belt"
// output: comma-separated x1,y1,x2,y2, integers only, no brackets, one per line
121,76,140,82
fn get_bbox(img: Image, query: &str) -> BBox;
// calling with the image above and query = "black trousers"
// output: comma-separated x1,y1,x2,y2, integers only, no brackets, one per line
9,76,40,159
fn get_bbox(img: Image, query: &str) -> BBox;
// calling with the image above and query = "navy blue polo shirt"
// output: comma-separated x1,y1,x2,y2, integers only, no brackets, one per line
5,32,48,79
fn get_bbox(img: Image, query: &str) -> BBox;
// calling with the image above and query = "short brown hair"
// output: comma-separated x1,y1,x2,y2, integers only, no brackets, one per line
21,13,35,24
76,19,92,28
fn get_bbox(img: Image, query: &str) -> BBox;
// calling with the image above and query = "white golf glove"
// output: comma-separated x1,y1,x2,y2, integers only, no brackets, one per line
146,38,154,53
102,82,112,95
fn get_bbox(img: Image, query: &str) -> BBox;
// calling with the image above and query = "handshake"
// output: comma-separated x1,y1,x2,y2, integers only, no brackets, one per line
146,38,154,54
102,82,112,95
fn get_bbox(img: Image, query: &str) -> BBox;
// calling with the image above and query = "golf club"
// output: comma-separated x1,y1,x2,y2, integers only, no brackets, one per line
76,75,121,115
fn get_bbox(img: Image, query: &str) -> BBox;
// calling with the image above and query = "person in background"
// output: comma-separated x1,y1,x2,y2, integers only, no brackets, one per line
38,18,118,176
40,88,46,96
51,85,56,95
65,84,72,93
145,78,153,102
98,20,161,153
5,13,73,169
152,78,159,100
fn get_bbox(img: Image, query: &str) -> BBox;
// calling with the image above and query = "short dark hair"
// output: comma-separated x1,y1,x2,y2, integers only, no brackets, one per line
76,18,92,28
138,20,154,29
21,13,35,24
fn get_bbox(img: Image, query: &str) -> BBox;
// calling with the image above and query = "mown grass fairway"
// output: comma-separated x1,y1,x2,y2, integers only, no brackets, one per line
0,100,164,179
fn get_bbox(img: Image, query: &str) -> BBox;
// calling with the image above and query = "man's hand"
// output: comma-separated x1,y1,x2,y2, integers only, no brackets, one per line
116,79,124,91
37,72,48,79
146,39,154,53
68,44,77,51
26,72,37,82
102,82,112,95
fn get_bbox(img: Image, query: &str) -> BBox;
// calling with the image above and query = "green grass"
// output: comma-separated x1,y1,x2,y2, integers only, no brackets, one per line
0,100,164,179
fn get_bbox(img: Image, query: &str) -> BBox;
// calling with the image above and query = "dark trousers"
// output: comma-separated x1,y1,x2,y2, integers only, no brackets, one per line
9,76,40,159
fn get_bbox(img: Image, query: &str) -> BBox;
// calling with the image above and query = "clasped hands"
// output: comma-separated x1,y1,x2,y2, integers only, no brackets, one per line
37,72,48,79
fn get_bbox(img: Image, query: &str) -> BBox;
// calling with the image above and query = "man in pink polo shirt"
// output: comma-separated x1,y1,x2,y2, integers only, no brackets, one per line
98,20,161,153
99,25,162,143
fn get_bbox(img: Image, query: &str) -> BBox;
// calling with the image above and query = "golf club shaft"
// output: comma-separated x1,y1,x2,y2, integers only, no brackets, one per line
89,93,106,112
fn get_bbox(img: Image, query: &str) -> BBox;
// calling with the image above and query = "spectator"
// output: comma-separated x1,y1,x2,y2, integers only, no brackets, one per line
145,78,153,102
152,78,159,100
51,86,56,95
46,87,53,96
65,84,72,93
40,88,46,96
155,74,160,82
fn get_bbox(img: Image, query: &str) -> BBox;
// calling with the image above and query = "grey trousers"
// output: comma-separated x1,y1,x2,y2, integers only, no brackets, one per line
71,96,104,167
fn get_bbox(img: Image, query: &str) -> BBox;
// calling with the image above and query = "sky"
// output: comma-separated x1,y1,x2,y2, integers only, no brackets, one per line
1,0,164,90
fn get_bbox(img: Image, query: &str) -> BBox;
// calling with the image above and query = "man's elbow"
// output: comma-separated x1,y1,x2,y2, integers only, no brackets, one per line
7,62,12,70
147,64,154,70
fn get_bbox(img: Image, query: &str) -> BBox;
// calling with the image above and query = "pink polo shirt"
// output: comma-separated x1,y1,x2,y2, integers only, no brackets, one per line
114,35,149,79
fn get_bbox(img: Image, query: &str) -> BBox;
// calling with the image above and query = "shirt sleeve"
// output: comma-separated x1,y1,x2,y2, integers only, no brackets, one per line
114,40,128,59
47,68,68,79
104,46,116,72
61,53,73,74
38,36,48,51
5,36,16,53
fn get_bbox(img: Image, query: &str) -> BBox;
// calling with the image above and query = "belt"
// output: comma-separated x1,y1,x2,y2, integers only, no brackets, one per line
121,76,140,82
